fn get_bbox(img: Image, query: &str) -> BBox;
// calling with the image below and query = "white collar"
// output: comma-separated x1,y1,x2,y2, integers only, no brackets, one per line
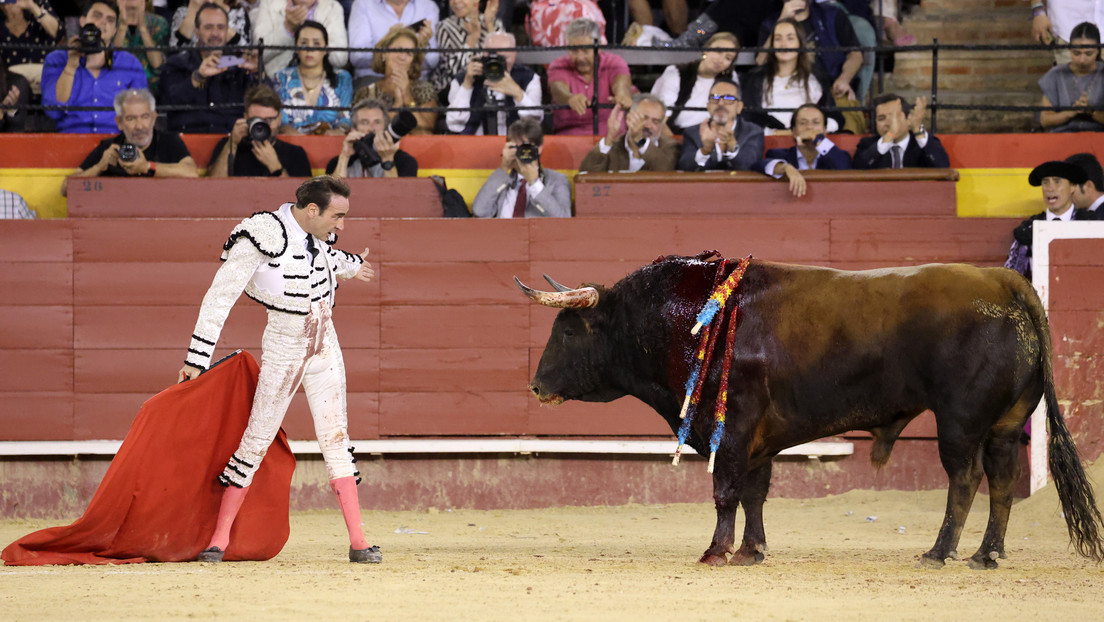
1047,205,1075,221
278,203,309,245
1089,194,1104,212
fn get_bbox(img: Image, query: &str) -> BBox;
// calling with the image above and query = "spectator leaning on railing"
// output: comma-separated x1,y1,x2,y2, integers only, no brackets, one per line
650,31,738,135
271,20,351,134
207,82,312,177
42,0,148,133
547,17,632,136
446,30,542,135
61,87,198,197
253,0,348,76
579,93,679,173
1038,21,1104,133
753,102,852,199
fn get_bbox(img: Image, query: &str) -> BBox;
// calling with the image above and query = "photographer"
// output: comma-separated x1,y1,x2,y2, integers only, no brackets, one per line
472,117,571,219
41,0,147,133
445,31,543,136
326,98,418,179
207,83,312,177
62,88,198,196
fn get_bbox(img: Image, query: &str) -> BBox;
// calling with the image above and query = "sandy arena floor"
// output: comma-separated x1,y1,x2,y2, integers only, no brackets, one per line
3,462,1103,621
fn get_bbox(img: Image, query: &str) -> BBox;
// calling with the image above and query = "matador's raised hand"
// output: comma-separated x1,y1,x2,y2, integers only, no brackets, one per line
355,248,375,282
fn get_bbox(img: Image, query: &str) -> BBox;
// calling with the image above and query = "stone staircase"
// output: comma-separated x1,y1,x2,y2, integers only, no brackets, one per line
882,0,1053,133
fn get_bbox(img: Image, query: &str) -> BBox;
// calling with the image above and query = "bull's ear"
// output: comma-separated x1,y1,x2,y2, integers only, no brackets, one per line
514,276,599,309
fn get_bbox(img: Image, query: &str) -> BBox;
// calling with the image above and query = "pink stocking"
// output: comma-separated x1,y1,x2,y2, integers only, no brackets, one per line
206,485,249,551
330,476,369,549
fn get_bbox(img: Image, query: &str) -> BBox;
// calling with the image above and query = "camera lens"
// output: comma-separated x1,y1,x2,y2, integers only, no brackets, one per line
118,143,139,163
79,23,102,55
516,143,539,165
247,117,272,143
482,54,506,82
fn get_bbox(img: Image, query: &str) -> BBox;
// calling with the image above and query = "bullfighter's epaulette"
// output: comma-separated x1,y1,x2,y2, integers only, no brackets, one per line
221,211,288,260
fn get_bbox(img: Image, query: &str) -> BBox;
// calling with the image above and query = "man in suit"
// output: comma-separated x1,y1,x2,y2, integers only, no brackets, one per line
854,93,949,170
753,103,851,197
579,93,680,173
1066,152,1104,214
472,118,572,218
677,78,765,172
1006,159,1098,279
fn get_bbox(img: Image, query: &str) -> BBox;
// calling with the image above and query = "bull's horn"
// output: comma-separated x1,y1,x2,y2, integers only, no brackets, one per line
514,276,599,308
543,274,573,292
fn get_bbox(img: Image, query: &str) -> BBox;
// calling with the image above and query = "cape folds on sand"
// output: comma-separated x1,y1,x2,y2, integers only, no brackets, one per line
1,351,295,565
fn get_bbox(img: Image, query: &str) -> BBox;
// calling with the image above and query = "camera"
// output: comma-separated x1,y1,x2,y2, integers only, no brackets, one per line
480,53,506,82
515,143,539,165
118,143,139,163
245,116,273,143
353,110,418,168
78,23,103,55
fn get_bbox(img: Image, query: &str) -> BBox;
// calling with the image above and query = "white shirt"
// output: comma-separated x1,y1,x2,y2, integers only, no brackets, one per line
348,0,440,79
1088,193,1104,212
446,74,544,135
650,65,737,130
496,176,546,218
762,73,839,135
1045,0,1104,42
1047,205,1076,221
595,135,655,172
764,136,840,177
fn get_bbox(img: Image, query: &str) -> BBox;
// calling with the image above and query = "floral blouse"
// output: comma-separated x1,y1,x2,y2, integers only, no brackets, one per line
122,14,170,93
272,65,352,132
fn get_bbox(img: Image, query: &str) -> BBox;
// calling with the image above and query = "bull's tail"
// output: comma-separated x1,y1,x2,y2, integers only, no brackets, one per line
1017,281,1104,562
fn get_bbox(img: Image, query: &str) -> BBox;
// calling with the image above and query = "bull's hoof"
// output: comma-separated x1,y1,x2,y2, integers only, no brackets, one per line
699,552,729,567
917,553,946,569
967,551,1000,570
729,549,765,566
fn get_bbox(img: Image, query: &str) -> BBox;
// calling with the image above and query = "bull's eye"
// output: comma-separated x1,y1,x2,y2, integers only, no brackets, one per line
563,327,575,338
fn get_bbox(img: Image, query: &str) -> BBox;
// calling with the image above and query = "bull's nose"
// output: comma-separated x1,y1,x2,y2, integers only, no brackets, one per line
528,384,540,396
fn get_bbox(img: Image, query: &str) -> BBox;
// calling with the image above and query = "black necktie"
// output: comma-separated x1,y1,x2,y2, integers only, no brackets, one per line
891,145,903,169
305,235,318,262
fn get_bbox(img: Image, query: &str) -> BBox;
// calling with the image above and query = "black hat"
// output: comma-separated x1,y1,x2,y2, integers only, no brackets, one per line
1028,160,1088,186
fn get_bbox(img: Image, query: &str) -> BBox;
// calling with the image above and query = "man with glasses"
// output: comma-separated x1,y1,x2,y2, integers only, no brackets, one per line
579,93,679,173
207,83,311,177
62,88,198,196
678,78,764,172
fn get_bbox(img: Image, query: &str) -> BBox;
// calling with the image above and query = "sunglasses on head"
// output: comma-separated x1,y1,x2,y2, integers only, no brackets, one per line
710,94,739,102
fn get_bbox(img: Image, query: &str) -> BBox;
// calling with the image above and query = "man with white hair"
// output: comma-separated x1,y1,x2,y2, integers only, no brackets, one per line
579,92,679,172
446,31,543,135
62,88,198,196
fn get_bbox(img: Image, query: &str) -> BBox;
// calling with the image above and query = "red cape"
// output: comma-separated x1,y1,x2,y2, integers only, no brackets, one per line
2,350,296,565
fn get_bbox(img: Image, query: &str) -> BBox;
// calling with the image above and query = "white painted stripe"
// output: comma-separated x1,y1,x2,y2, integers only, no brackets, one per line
0,439,853,459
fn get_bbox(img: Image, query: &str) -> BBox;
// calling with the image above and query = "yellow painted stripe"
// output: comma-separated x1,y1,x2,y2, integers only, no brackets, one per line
955,168,1039,218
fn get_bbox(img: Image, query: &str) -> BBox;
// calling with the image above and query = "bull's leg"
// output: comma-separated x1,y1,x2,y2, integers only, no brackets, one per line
920,428,985,568
730,461,772,566
700,449,746,567
967,429,1023,570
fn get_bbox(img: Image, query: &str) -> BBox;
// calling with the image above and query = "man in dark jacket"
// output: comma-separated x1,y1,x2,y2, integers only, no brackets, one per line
678,78,764,172
854,93,950,170
1006,159,1098,279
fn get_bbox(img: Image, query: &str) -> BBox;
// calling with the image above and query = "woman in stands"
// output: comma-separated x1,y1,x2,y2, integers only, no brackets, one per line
0,0,60,90
353,25,437,135
740,18,842,135
649,31,739,135
1039,21,1104,133
272,21,351,134
1,55,31,132
171,0,252,46
429,0,501,92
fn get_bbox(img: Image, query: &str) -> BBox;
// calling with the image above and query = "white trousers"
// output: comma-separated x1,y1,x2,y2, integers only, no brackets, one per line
219,302,356,487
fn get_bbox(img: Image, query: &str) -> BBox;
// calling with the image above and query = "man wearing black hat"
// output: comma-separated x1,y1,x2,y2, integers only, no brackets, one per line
1006,160,1098,279
1065,152,1104,214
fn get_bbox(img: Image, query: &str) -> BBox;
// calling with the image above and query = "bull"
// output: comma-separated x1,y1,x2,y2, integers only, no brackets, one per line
517,254,1104,568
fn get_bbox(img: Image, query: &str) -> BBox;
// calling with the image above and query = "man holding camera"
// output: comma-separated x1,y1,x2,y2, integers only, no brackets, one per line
472,117,571,218
208,83,312,177
445,31,543,135
62,88,198,197
579,93,679,173
326,98,418,179
41,0,147,133
159,2,261,133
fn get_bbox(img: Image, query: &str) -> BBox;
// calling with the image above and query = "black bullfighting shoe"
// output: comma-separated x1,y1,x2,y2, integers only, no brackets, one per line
197,546,225,562
349,545,382,564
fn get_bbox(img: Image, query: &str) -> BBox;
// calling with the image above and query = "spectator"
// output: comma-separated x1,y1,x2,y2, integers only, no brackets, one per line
159,2,261,133
472,117,571,218
627,0,688,36
253,0,347,76
207,82,312,176
1,0,61,90
271,20,351,134
351,25,437,134
446,30,542,135
649,31,738,135
756,0,863,100
1032,0,1101,64
429,0,501,93
547,18,632,135
42,0,148,133
326,97,418,177
171,0,251,46
1006,160,1098,280
753,102,850,197
348,0,438,84
61,88,198,196
1038,22,1104,133
869,0,915,46
1,56,31,131
579,93,679,173
113,0,169,94
853,93,949,169
1066,152,1104,213
0,189,35,219
678,77,764,173
740,18,842,135
525,0,605,48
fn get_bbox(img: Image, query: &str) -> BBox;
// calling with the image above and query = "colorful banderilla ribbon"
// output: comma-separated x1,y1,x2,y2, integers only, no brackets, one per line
673,256,751,473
